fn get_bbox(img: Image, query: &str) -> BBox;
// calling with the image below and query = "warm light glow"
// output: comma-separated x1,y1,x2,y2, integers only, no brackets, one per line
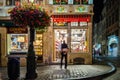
29,0,34,3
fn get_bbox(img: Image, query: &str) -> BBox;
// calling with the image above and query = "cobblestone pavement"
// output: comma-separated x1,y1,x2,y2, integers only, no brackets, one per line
103,68,120,80
0,65,113,80
97,56,120,80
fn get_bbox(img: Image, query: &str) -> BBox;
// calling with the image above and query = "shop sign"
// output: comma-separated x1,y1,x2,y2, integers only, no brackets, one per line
7,27,28,34
53,17,90,22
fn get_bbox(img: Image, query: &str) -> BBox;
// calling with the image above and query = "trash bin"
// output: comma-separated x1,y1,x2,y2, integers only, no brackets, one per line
7,57,20,80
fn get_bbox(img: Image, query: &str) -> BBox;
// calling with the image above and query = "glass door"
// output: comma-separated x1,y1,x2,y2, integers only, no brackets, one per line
54,29,67,62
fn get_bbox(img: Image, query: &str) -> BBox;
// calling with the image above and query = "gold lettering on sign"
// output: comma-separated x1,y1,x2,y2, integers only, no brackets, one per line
8,27,28,33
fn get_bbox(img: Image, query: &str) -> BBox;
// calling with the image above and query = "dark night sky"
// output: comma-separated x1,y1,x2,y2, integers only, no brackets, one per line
93,0,104,23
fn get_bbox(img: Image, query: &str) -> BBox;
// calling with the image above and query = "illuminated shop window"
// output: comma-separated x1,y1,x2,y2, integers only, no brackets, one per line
7,34,28,54
80,22,88,26
54,29,67,53
71,22,78,26
71,29,88,53
34,34,43,56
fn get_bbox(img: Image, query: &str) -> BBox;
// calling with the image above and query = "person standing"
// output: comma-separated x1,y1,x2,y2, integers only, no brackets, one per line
60,40,68,69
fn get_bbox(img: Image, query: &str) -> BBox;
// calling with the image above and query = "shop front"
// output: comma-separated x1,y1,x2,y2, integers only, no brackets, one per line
7,27,44,65
52,15,92,64
7,27,28,66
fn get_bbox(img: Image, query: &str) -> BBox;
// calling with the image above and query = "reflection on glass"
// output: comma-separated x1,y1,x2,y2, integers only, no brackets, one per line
71,29,87,53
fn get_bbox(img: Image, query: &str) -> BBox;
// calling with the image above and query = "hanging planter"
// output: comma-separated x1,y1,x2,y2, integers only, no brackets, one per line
9,2,50,29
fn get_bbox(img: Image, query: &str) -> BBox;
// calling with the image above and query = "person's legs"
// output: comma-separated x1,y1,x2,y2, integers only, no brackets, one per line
65,54,67,69
60,53,63,69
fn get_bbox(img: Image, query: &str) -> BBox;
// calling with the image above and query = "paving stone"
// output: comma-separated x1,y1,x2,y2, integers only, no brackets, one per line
0,65,115,80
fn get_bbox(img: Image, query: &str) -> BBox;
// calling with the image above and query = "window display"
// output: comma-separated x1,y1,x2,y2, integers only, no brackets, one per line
34,34,43,56
71,29,87,53
54,29,67,60
7,34,28,54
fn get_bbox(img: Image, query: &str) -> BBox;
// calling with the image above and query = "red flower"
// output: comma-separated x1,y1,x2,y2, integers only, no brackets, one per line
9,6,50,29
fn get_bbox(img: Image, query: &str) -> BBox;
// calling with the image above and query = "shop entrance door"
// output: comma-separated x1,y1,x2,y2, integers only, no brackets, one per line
54,29,67,63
